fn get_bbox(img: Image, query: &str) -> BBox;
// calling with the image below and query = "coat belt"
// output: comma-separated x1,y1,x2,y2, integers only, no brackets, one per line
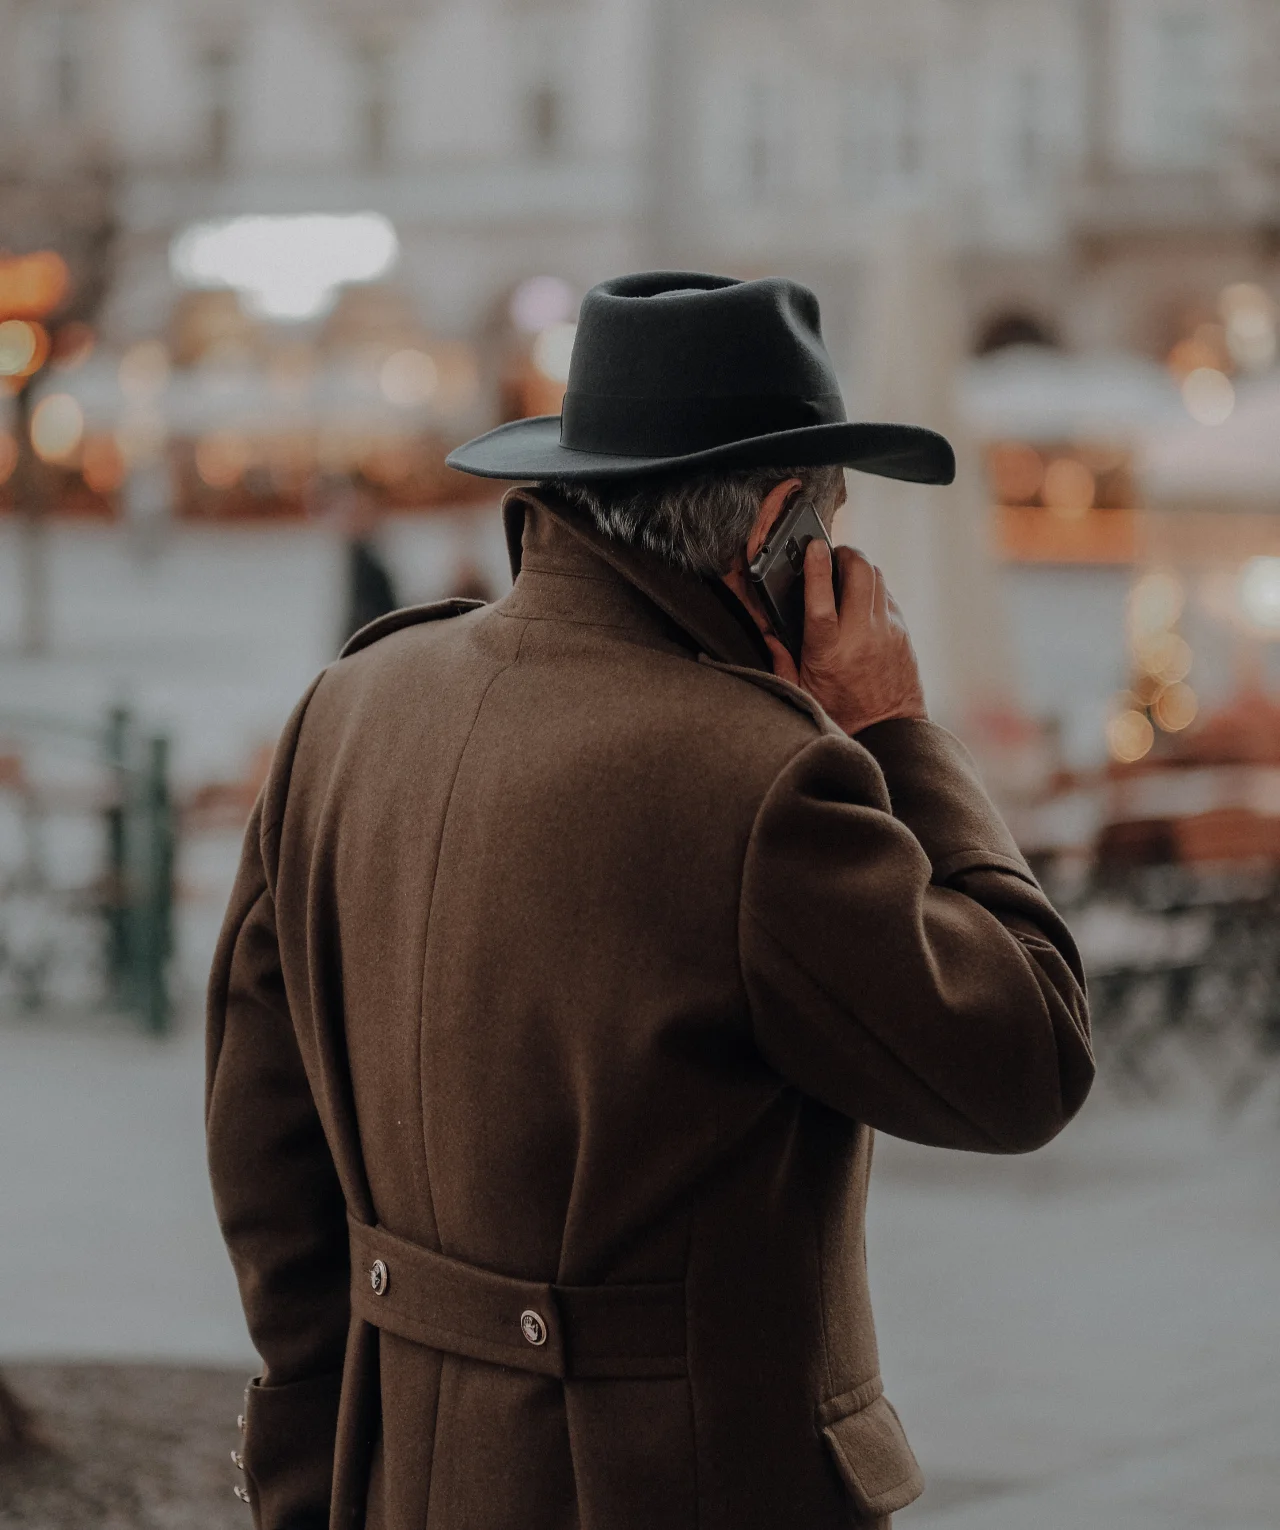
348,1218,687,1380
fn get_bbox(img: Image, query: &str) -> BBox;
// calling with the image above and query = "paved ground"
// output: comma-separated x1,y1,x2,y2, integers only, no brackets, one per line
873,1100,1280,1528
0,1364,247,1530
1,1013,1277,1527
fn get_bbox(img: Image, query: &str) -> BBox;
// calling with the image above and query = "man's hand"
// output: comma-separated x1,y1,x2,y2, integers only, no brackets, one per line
763,542,927,735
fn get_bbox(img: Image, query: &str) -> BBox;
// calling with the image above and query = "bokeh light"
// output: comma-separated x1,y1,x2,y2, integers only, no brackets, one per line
1135,630,1193,685
1181,366,1235,426
0,319,49,379
380,349,439,408
1167,323,1230,382
1153,683,1199,733
0,250,69,318
1127,570,1185,641
1220,283,1277,373
171,213,399,321
1042,457,1095,518
30,393,85,462
1238,556,1280,633
987,442,1044,504
81,435,128,495
510,276,576,334
1107,707,1155,764
531,322,577,384
195,433,252,490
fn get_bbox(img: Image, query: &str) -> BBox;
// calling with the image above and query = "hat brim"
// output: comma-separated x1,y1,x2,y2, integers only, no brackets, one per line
446,416,956,486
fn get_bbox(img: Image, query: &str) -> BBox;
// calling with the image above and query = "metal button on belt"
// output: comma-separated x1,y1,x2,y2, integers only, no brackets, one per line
370,1259,389,1296
520,1309,547,1346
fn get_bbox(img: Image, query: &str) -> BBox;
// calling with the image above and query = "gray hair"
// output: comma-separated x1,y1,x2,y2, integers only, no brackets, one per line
547,464,846,576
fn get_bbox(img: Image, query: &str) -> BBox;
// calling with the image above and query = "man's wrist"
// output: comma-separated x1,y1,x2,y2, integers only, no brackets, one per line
847,707,929,739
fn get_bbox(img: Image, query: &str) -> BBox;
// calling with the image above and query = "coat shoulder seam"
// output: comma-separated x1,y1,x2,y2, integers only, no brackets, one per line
695,655,843,736
339,598,487,659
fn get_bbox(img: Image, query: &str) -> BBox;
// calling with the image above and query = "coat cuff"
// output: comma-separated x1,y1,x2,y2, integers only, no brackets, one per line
243,1368,343,1529
852,718,1032,883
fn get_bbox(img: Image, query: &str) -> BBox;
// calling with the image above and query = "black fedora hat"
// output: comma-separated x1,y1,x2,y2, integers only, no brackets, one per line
447,271,955,485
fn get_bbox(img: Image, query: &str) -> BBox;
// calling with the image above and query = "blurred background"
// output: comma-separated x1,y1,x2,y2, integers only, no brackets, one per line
1,1,1279,1526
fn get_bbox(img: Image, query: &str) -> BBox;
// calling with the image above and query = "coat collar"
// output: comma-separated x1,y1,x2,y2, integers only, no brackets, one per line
500,486,773,672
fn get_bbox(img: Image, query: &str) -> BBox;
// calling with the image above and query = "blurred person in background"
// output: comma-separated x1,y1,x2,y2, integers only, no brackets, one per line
206,273,1093,1530
324,478,401,651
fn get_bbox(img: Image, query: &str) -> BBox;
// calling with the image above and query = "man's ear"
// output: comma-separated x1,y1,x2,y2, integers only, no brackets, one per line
745,477,803,564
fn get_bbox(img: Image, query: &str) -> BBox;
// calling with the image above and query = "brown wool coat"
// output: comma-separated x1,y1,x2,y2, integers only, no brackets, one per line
206,489,1094,1530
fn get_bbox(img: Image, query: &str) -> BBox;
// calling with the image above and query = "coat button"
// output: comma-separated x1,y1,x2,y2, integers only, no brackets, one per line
370,1259,389,1296
231,1449,244,1471
520,1309,547,1346
236,1413,246,1433
233,1484,251,1503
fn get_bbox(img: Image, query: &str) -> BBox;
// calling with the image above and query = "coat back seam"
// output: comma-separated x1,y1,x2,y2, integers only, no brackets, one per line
413,617,531,1229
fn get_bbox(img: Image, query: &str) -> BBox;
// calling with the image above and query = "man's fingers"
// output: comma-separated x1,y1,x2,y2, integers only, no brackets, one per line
885,589,912,633
835,547,877,622
802,539,838,638
871,564,891,622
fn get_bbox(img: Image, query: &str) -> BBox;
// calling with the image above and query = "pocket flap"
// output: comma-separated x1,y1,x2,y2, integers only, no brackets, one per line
819,1382,924,1518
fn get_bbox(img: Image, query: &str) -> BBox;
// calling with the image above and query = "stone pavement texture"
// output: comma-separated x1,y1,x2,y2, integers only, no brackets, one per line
874,1101,1280,1528
2,1016,1277,1527
0,1364,247,1530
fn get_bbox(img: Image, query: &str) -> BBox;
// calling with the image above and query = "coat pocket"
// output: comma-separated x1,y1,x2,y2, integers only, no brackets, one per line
818,1378,924,1520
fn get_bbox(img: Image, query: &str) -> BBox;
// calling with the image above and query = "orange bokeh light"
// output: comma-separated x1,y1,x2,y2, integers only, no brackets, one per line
988,442,1044,504
81,435,127,494
195,433,252,490
0,319,50,380
0,252,70,320
1042,457,1096,518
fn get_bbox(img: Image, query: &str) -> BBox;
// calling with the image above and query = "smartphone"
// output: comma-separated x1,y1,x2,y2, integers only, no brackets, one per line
748,496,837,665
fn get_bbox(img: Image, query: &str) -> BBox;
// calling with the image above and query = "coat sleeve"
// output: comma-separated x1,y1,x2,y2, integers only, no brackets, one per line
206,726,350,1528
740,718,1094,1153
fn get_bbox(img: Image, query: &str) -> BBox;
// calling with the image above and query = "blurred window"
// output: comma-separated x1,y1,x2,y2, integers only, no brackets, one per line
528,80,563,156
50,3,85,120
839,83,868,194
357,37,393,169
200,42,238,172
1151,9,1218,166
871,65,925,193
741,78,785,201
1010,66,1049,190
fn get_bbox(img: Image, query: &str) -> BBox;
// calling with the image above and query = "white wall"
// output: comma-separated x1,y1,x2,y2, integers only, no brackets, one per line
237,2,358,168
109,0,201,165
1112,0,1237,170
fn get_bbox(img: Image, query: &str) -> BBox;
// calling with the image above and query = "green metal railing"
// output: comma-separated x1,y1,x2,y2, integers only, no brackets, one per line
0,705,175,1033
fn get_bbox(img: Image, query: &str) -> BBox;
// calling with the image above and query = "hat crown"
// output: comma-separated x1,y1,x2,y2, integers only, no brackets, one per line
566,272,844,410
444,268,955,487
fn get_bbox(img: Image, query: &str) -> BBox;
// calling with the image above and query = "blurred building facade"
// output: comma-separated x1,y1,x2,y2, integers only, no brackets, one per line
1,0,1277,364
2,0,1279,773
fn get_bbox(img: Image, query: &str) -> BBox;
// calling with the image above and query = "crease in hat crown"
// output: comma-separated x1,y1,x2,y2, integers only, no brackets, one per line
446,269,956,487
